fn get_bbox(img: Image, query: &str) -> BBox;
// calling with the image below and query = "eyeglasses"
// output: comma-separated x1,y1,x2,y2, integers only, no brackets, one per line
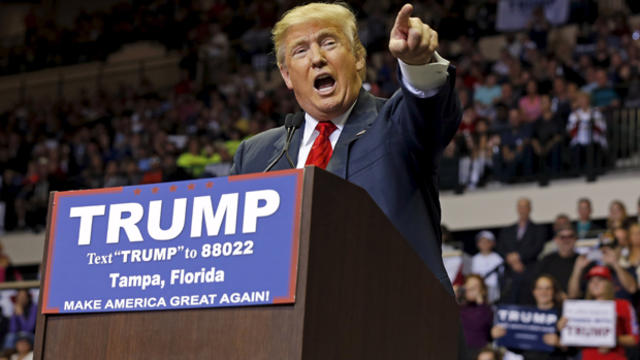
558,234,576,240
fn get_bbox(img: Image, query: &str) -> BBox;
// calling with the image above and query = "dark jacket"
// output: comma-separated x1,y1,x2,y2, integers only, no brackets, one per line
231,66,462,294
497,220,546,266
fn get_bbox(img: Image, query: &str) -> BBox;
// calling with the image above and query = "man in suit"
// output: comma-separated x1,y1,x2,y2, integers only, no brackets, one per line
230,2,461,296
497,197,546,303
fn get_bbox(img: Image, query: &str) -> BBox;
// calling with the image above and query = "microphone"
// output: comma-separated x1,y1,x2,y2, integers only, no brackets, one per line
263,114,303,172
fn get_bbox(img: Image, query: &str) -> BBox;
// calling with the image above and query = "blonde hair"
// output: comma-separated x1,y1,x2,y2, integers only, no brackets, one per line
272,2,367,79
586,276,615,300
629,222,640,247
608,199,628,229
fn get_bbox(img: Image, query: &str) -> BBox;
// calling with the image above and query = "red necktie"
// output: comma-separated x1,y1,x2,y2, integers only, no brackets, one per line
305,121,337,169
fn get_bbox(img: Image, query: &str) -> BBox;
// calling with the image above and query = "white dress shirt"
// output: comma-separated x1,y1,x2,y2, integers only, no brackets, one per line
296,51,450,168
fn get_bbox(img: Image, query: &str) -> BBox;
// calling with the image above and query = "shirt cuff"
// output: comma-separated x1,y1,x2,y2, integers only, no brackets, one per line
398,51,450,98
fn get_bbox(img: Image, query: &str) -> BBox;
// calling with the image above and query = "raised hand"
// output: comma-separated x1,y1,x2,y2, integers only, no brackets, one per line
573,255,590,272
388,4,438,65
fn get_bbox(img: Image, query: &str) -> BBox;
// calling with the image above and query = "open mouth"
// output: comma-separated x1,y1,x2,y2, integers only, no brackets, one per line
313,74,336,94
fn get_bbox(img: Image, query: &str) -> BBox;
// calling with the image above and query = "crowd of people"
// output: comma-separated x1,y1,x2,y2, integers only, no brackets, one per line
0,248,33,360
0,290,36,360
0,1,640,357
441,14,640,188
1,1,640,231
446,196,640,359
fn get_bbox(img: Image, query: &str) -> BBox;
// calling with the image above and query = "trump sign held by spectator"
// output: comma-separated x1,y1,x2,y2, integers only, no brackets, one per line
560,300,616,347
494,305,558,352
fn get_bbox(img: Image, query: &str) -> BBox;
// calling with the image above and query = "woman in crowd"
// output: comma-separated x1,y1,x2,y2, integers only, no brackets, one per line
4,290,37,350
0,244,21,283
624,223,640,335
560,266,639,360
613,225,630,254
492,274,572,360
627,223,640,278
475,347,503,360
459,274,494,357
9,336,32,360
608,200,630,229
519,79,543,123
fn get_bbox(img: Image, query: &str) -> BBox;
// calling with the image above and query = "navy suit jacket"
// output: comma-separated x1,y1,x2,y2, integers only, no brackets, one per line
231,66,461,294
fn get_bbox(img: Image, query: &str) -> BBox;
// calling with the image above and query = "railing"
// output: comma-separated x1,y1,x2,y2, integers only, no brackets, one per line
439,106,640,192
607,107,640,170
0,280,40,290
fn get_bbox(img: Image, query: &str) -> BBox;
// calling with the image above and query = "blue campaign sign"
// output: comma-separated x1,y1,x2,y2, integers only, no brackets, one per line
41,169,303,314
495,305,558,352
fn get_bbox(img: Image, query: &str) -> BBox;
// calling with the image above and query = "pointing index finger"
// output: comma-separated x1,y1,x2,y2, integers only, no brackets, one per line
393,4,413,33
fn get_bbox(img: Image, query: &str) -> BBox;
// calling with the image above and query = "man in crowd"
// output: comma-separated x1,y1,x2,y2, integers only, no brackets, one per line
497,197,546,302
230,2,461,297
495,108,533,183
567,92,607,173
534,224,579,295
574,197,602,239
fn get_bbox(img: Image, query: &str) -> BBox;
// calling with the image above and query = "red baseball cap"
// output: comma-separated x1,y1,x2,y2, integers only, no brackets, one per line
586,265,613,281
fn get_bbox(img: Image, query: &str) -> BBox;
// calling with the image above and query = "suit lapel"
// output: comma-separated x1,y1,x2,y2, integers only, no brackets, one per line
326,89,378,178
267,112,304,171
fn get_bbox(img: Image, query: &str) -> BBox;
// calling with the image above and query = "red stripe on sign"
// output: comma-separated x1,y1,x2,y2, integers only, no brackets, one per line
42,192,61,314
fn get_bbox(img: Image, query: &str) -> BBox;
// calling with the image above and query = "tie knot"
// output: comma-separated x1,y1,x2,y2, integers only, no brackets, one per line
315,121,337,136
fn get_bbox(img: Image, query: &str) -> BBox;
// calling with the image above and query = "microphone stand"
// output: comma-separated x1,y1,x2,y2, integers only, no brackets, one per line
264,115,302,172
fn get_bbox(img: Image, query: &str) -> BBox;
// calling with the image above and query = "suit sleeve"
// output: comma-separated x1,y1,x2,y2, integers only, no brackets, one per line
496,227,511,257
392,65,462,168
518,225,545,264
229,141,245,175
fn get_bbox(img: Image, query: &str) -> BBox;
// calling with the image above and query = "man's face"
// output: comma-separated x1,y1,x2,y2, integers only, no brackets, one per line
578,201,591,221
508,109,520,127
553,216,570,232
517,198,531,220
596,70,608,87
554,229,576,255
279,21,364,121
553,78,565,94
486,74,496,86
501,84,512,98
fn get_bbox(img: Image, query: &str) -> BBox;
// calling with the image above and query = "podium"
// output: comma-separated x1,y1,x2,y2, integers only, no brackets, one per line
35,167,459,359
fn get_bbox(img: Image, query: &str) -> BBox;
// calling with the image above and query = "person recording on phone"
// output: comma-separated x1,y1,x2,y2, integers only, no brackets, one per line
568,232,638,301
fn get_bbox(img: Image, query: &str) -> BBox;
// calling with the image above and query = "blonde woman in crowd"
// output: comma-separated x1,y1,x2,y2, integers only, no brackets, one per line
560,266,638,360
627,224,640,275
608,200,630,230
